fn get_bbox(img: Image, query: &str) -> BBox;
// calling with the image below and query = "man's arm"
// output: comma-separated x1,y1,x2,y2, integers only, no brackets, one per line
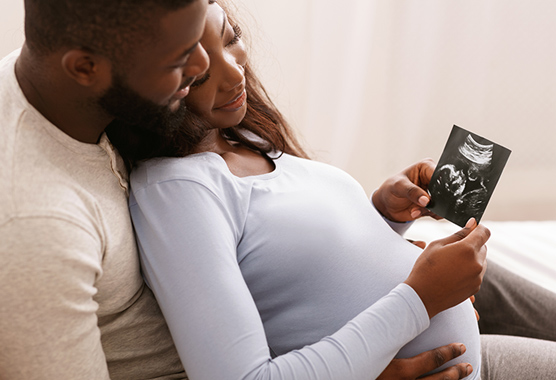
0,216,110,379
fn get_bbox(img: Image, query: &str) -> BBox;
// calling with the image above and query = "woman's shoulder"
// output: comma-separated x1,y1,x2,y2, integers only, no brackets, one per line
129,153,253,223
130,152,234,192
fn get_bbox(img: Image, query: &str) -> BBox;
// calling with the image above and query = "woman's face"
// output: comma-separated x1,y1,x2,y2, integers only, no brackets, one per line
184,3,248,129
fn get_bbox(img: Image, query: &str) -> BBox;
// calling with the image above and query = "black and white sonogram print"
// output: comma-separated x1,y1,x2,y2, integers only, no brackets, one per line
427,125,511,227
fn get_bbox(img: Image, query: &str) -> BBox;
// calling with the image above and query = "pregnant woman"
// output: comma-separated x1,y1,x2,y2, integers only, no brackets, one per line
108,1,491,378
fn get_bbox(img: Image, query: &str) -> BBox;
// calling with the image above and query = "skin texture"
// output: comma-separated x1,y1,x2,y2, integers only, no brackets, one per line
378,343,473,380
15,0,210,144
404,217,489,318
409,242,481,321
372,158,442,223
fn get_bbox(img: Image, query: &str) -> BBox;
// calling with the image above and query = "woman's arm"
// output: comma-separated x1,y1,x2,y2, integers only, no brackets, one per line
130,178,431,380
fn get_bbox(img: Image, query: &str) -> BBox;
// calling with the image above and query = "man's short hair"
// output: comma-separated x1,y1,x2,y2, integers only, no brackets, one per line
24,0,195,64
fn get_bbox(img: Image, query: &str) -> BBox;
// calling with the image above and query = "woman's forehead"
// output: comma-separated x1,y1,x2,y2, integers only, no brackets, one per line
201,2,227,49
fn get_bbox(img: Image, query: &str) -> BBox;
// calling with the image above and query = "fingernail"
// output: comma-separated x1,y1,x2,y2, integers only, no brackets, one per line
465,218,475,228
418,196,429,207
466,365,473,376
411,209,421,219
460,344,466,354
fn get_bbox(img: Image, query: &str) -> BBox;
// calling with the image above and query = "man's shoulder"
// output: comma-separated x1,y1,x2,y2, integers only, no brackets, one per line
0,116,126,235
1,179,100,224
0,49,26,124
0,129,124,240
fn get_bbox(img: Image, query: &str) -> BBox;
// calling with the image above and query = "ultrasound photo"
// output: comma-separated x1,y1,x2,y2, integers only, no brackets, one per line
427,125,511,227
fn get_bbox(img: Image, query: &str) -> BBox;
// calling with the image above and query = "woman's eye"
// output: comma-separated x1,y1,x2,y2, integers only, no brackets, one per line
226,24,243,47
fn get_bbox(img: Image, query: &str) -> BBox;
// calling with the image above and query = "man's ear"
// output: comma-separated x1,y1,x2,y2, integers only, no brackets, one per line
61,49,112,89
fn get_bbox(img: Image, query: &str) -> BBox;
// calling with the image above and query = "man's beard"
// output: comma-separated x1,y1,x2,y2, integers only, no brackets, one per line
100,73,210,163
97,73,187,138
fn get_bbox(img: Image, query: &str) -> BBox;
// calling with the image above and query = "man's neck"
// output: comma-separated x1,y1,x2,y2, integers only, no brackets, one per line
15,45,112,144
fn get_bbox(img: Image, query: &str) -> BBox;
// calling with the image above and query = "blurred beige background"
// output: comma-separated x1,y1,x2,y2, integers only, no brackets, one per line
2,0,555,221
0,0,24,58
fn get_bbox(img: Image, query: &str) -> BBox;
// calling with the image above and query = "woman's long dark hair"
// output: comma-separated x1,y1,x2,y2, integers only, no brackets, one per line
223,63,309,159
107,3,309,169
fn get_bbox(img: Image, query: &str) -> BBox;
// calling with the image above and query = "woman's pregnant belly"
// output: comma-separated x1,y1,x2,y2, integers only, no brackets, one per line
241,186,481,378
388,236,481,378
244,221,482,379
396,299,481,378
362,229,481,379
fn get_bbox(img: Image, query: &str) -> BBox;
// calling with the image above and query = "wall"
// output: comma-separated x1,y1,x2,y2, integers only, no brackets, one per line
0,0,24,58
236,0,556,221
2,0,554,220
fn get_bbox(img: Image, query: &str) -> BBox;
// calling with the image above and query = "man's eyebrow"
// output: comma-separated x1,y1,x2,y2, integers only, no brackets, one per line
176,41,200,61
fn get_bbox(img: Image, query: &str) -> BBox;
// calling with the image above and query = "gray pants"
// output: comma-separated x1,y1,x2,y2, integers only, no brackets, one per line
475,261,556,379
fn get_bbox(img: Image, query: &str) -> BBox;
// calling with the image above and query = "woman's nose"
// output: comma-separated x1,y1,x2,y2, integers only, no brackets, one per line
220,59,245,92
220,42,248,92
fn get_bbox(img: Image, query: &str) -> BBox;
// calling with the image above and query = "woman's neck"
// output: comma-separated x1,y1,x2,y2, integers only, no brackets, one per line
193,129,232,154
194,130,275,177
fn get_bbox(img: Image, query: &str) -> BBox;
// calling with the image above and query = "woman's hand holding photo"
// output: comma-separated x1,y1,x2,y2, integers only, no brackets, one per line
404,218,490,319
372,159,441,223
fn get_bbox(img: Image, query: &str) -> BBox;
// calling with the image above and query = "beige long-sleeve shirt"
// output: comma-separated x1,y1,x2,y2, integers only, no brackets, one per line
0,49,186,380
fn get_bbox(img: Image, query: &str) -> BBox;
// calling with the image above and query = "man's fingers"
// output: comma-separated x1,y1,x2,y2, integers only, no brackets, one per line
410,343,467,375
419,363,473,380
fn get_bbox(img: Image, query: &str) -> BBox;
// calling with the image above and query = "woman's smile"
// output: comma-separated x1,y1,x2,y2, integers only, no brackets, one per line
215,89,246,112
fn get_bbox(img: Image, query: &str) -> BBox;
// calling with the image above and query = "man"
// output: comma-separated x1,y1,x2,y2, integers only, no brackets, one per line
0,0,209,378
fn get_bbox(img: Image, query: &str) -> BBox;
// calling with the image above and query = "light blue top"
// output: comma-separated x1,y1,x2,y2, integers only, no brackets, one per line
129,152,480,380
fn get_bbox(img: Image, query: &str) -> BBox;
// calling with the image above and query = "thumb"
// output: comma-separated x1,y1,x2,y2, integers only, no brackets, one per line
404,182,431,208
438,218,477,245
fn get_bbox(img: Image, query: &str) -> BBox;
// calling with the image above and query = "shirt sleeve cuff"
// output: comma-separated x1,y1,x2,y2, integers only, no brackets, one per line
370,191,414,236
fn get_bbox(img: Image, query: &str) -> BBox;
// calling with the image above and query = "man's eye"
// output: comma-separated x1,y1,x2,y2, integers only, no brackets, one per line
173,58,190,69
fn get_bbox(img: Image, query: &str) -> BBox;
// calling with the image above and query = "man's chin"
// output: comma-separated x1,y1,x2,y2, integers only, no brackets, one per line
168,98,184,113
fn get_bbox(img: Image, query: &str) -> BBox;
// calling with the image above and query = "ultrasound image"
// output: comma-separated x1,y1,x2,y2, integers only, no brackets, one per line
427,126,511,227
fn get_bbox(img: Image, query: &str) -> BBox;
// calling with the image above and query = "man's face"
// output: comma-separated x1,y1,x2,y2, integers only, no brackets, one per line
97,72,189,138
98,0,209,133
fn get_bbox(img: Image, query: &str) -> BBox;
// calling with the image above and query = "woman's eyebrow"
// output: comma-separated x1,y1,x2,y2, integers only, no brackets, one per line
220,9,226,38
